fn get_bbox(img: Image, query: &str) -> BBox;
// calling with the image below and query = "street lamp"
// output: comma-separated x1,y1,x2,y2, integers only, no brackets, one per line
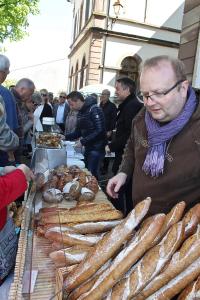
113,0,123,18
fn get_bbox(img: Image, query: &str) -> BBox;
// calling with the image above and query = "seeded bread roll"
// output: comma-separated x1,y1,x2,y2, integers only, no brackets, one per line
63,197,152,293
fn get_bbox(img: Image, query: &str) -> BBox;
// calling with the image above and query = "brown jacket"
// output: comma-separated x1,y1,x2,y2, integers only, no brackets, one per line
119,100,200,215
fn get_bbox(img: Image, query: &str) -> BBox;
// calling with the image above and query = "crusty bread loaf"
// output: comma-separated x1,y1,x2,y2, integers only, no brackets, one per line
40,209,123,224
71,220,123,234
38,219,122,236
136,225,200,300
36,224,78,237
177,275,200,300
39,203,112,216
146,256,200,300
111,221,184,300
152,201,185,246
68,260,112,300
182,203,200,238
49,245,92,268
80,214,165,300
51,242,92,251
45,229,104,246
63,197,152,293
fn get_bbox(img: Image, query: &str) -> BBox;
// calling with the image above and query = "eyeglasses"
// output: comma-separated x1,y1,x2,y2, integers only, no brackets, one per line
41,93,47,97
59,96,66,99
137,79,184,103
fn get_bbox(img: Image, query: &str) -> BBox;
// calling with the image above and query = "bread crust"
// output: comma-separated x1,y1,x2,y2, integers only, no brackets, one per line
68,260,112,300
182,204,200,239
111,221,184,300
45,229,104,246
177,275,200,300
152,201,185,245
49,246,91,268
63,198,152,293
41,209,123,224
146,256,200,300
80,214,165,300
71,220,123,234
136,225,200,300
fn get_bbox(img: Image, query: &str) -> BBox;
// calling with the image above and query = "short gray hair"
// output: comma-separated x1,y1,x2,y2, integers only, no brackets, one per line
0,54,10,71
15,78,35,90
141,55,187,81
32,92,42,105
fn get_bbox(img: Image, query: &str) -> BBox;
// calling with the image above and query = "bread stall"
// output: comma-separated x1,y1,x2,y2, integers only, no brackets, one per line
9,134,123,300
8,133,200,299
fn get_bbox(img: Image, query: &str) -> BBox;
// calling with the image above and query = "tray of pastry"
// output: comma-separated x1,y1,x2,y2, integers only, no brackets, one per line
35,132,65,149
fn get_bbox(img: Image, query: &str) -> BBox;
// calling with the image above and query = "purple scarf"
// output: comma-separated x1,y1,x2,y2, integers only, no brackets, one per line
143,86,197,177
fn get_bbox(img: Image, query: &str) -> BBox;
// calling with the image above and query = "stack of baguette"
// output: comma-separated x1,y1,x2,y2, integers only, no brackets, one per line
37,202,124,252
47,198,200,300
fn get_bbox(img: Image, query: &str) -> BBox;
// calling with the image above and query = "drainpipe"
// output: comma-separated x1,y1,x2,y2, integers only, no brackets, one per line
100,0,110,83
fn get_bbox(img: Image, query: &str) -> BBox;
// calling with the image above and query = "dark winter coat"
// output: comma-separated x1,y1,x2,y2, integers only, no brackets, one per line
65,97,106,152
100,100,117,132
109,94,143,173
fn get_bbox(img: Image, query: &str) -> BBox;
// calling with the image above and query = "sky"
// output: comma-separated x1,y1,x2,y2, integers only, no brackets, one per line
3,0,73,95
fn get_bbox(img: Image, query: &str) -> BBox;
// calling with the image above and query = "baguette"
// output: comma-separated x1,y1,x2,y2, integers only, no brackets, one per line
136,225,200,300
68,260,112,300
80,214,165,300
146,256,200,300
152,201,185,246
182,203,200,238
37,220,123,236
39,203,112,215
49,246,91,268
40,208,123,224
177,275,200,300
71,220,123,234
36,224,79,237
51,242,92,251
63,197,152,293
111,221,184,300
45,229,104,246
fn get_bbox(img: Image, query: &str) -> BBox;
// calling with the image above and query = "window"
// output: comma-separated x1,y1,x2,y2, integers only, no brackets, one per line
80,56,86,89
118,56,141,82
75,61,79,90
85,0,90,23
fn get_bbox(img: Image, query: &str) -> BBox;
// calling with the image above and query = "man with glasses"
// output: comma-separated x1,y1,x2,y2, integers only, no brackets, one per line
107,55,200,215
106,77,143,215
54,92,69,132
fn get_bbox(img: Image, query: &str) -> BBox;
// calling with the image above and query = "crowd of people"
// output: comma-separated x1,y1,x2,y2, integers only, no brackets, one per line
1,53,200,296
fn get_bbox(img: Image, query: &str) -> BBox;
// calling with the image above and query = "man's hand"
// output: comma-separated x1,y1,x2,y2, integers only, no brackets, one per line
106,172,127,198
17,164,35,182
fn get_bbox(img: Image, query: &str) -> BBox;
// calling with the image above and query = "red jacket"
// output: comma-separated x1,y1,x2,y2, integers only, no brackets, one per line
0,169,27,230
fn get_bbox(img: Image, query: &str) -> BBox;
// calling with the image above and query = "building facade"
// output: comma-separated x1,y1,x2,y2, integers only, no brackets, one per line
68,0,185,92
179,0,200,89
